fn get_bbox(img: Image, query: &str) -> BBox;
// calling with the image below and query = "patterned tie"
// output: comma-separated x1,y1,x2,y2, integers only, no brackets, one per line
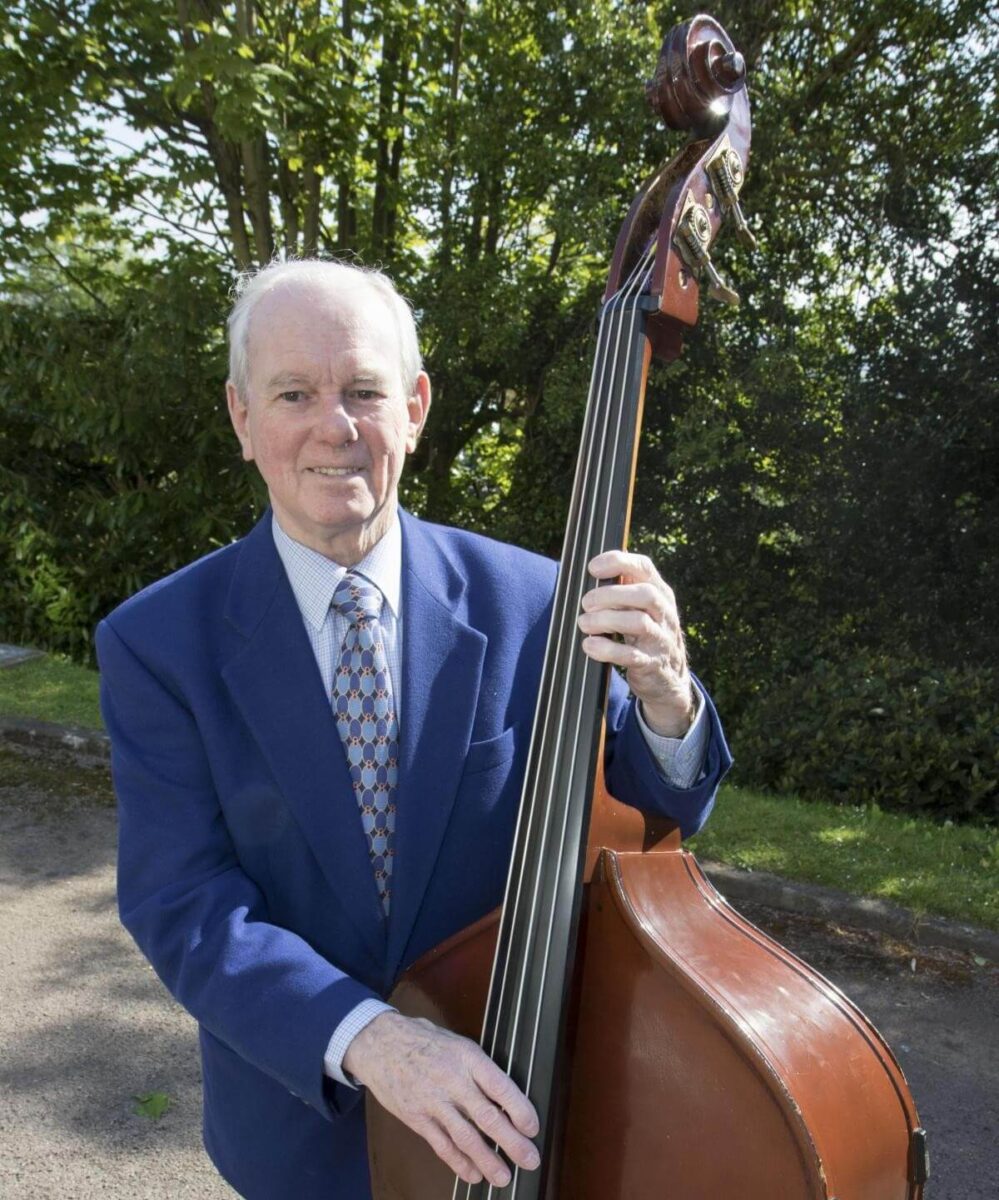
331,573,399,914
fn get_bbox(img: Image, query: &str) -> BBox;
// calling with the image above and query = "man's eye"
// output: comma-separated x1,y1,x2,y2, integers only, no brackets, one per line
279,390,306,403
350,388,381,401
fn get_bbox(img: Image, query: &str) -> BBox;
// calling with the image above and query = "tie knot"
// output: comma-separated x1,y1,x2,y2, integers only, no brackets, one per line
331,572,382,625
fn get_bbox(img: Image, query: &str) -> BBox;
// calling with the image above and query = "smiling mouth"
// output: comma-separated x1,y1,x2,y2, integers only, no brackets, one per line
308,467,364,476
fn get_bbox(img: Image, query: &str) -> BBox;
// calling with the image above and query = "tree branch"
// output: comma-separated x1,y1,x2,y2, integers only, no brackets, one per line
40,248,110,310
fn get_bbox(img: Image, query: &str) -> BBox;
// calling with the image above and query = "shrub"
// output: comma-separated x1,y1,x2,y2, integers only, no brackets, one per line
731,653,998,823
0,251,263,663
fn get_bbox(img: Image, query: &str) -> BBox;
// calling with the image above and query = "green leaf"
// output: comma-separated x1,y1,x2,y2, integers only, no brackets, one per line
134,1091,172,1120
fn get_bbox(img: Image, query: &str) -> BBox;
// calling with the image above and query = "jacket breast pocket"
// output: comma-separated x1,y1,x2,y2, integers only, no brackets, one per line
463,724,518,776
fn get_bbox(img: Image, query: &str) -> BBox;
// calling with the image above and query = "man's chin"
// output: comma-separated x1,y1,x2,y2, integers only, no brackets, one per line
275,501,395,563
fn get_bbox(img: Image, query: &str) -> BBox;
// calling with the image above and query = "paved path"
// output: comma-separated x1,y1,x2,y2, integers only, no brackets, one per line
0,795,233,1199
1,779,995,1198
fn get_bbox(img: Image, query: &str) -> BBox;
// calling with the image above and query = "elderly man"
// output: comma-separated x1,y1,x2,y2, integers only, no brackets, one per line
96,260,731,1199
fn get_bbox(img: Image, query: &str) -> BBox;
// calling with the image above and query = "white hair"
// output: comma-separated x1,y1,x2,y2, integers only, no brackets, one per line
226,258,423,397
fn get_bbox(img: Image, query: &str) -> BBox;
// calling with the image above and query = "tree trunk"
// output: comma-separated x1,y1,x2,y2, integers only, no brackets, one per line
438,0,467,267
302,162,322,256
423,435,459,524
300,1,323,259
484,173,502,258
234,1,273,263
205,131,254,269
336,0,357,253
242,135,275,263
277,157,300,256
176,0,253,269
372,20,400,259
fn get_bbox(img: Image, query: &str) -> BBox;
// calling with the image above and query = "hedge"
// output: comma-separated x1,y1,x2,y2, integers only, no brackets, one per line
732,653,998,823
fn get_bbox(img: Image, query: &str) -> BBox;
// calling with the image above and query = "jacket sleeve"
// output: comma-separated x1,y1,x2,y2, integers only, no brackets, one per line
97,617,375,1120
603,668,733,839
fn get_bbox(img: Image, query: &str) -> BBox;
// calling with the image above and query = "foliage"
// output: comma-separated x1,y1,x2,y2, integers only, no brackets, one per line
0,0,996,817
687,783,999,930
0,249,259,658
0,0,666,516
133,1091,173,1120
731,654,999,823
627,0,998,722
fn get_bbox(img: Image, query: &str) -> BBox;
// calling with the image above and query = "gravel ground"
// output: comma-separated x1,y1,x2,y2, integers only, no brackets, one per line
1,751,995,1198
0,776,234,1200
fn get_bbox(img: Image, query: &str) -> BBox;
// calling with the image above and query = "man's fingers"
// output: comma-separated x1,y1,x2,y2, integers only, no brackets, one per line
577,607,663,643
582,579,674,617
417,1116,484,1185
582,549,694,736
464,1061,541,1173
348,1014,541,1185
441,1106,513,1188
461,1097,540,1173
588,550,658,581
472,1058,541,1140
581,635,650,670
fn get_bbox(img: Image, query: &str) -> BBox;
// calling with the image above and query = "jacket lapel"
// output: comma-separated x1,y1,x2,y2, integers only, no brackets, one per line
220,513,387,963
386,512,486,974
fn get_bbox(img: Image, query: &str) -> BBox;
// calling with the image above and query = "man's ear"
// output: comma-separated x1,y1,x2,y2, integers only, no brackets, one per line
405,372,432,454
226,380,255,462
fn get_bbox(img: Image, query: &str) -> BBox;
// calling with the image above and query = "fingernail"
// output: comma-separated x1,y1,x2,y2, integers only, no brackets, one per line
494,1167,511,1187
526,1149,541,1169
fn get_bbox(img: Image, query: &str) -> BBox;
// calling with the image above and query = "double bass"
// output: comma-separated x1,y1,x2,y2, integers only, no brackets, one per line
369,15,929,1198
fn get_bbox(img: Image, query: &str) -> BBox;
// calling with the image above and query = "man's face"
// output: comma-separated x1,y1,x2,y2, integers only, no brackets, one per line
227,281,430,564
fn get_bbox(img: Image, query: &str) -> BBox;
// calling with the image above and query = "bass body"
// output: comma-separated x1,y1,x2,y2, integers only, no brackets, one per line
370,781,927,1199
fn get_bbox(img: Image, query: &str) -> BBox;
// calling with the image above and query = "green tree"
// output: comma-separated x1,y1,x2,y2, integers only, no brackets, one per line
1,0,672,519
1,0,996,787
0,247,254,658
625,0,998,719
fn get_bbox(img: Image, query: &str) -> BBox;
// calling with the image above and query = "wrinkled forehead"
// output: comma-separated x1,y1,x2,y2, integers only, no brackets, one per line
246,278,402,384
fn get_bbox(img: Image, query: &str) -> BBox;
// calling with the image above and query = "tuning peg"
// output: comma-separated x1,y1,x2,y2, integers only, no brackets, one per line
676,200,741,307
709,147,757,251
732,206,758,250
702,258,740,306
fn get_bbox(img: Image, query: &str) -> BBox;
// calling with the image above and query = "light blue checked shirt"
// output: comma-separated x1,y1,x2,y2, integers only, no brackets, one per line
271,513,709,1087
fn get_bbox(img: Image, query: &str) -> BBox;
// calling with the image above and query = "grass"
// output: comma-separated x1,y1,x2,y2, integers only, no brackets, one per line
1,654,996,930
0,654,103,729
688,785,999,932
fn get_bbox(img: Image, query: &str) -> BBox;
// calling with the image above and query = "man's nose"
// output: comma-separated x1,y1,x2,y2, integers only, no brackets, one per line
314,393,358,440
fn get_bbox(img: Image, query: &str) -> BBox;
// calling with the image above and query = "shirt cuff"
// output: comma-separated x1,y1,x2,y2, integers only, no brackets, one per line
635,680,709,790
323,998,397,1088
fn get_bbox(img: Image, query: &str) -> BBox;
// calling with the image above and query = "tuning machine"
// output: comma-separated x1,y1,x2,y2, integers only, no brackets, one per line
707,135,757,250
675,191,740,306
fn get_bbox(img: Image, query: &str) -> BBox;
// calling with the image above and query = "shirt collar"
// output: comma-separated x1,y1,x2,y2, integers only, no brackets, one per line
271,512,403,632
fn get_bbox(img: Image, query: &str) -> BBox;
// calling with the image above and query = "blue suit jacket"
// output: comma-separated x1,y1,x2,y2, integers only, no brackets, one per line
96,509,731,1199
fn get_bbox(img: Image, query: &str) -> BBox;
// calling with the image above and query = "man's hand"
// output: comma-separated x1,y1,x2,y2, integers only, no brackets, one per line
578,550,695,738
343,1011,541,1187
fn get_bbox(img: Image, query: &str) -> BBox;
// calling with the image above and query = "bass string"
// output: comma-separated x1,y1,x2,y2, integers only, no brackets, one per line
474,244,655,1101
447,275,633,1197
474,248,655,1200
483,246,653,1073
478,269,632,1049
468,267,633,1078
507,256,653,1198
454,247,655,1200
